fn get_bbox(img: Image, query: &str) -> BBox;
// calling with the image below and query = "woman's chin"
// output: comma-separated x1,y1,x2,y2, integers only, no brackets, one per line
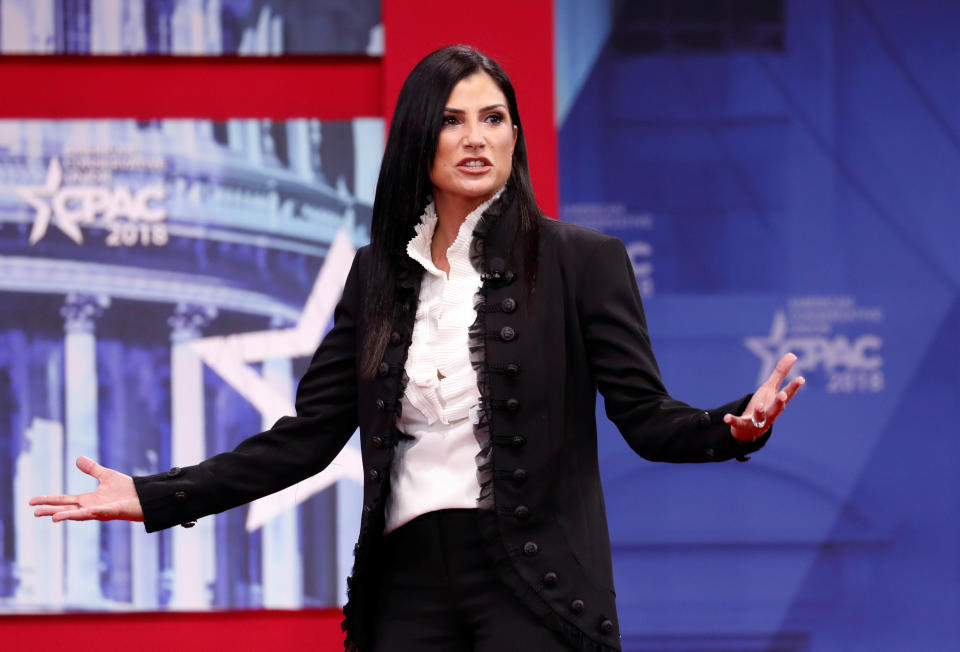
436,181,504,205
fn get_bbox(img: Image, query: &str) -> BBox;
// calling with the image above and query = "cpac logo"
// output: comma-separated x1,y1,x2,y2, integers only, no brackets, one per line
745,311,884,393
16,158,167,246
627,240,654,297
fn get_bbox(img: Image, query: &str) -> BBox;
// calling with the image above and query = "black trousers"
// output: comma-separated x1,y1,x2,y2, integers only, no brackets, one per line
371,509,571,652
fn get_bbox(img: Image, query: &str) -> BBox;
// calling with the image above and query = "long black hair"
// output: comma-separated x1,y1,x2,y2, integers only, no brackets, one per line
360,45,542,378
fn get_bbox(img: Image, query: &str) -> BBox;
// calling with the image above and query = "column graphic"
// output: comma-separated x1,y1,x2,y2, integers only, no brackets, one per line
260,319,302,608
61,292,110,607
14,418,65,607
167,302,217,609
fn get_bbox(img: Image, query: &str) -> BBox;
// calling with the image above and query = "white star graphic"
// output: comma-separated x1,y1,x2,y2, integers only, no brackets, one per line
187,230,363,531
17,157,82,245
743,309,789,386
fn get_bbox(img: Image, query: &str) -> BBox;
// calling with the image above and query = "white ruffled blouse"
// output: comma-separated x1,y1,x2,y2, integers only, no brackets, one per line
383,187,504,533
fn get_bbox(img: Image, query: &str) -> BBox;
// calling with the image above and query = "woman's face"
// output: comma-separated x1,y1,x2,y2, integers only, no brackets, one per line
429,72,517,212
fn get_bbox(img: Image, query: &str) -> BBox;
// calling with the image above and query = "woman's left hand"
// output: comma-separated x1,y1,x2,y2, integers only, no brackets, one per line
724,352,805,442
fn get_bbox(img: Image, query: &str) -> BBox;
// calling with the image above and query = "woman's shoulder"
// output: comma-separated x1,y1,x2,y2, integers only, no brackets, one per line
338,243,373,298
352,243,376,276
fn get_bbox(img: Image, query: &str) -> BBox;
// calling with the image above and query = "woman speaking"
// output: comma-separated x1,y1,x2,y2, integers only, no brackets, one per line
30,45,804,651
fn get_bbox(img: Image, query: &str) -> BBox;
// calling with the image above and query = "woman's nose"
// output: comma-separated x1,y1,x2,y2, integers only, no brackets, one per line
463,120,484,147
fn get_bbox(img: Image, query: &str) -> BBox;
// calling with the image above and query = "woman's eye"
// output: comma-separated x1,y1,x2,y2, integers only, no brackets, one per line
485,112,504,124
442,115,459,126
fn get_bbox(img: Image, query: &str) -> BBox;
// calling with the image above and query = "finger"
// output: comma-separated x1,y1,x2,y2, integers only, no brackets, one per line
775,390,788,412
753,403,767,424
34,505,79,517
783,376,806,402
51,507,97,522
764,390,788,419
42,498,142,522
767,352,798,389
76,456,108,480
723,413,753,428
724,413,759,440
29,494,80,506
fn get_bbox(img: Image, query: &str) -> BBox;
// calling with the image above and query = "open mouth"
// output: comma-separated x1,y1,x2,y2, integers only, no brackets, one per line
457,158,492,172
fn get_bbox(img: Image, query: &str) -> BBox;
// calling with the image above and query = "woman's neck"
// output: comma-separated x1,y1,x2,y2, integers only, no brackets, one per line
430,193,487,276
433,193,486,247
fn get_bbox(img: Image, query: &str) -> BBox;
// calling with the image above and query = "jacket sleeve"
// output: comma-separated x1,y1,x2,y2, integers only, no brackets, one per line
132,249,363,532
579,236,768,463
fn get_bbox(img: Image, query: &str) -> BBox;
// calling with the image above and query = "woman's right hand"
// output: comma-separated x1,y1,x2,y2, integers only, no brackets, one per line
29,456,144,523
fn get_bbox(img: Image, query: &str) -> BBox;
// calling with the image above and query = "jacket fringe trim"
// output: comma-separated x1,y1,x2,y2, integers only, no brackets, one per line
467,186,510,513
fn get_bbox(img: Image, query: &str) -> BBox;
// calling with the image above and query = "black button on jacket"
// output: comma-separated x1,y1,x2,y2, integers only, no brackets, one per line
132,189,768,651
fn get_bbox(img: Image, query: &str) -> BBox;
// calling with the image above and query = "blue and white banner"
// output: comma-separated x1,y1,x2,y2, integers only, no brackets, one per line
0,0,382,55
556,0,959,649
0,116,382,611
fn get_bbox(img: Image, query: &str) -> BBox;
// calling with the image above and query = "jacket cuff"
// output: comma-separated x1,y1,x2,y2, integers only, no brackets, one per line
698,393,771,463
133,464,217,533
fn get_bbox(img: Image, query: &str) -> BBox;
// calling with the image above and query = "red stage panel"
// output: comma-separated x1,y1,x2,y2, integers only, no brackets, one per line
382,0,558,216
0,1,556,648
2,609,346,652
0,56,382,120
0,0,557,213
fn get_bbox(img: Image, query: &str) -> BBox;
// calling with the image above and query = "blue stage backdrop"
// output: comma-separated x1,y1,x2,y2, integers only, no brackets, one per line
555,1,958,650
0,0,382,55
0,116,382,611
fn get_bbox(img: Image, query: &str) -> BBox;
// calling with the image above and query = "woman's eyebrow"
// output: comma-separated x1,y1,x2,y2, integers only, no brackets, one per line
443,104,507,114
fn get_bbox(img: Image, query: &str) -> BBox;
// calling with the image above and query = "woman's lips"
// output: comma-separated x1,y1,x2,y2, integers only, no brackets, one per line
456,158,492,174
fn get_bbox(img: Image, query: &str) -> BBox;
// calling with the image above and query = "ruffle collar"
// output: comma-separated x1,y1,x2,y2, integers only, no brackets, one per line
406,185,506,277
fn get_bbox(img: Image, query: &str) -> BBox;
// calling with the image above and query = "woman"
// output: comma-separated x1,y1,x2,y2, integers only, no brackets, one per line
31,45,803,651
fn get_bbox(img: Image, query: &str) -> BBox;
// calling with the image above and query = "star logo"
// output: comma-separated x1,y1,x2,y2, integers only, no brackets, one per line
743,309,789,385
16,157,168,247
16,157,84,245
187,230,363,531
745,304,884,395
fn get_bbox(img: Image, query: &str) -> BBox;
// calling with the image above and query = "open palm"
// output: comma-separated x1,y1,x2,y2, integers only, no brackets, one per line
30,455,144,522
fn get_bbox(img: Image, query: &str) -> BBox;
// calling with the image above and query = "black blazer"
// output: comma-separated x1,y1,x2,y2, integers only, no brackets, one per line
134,189,767,652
